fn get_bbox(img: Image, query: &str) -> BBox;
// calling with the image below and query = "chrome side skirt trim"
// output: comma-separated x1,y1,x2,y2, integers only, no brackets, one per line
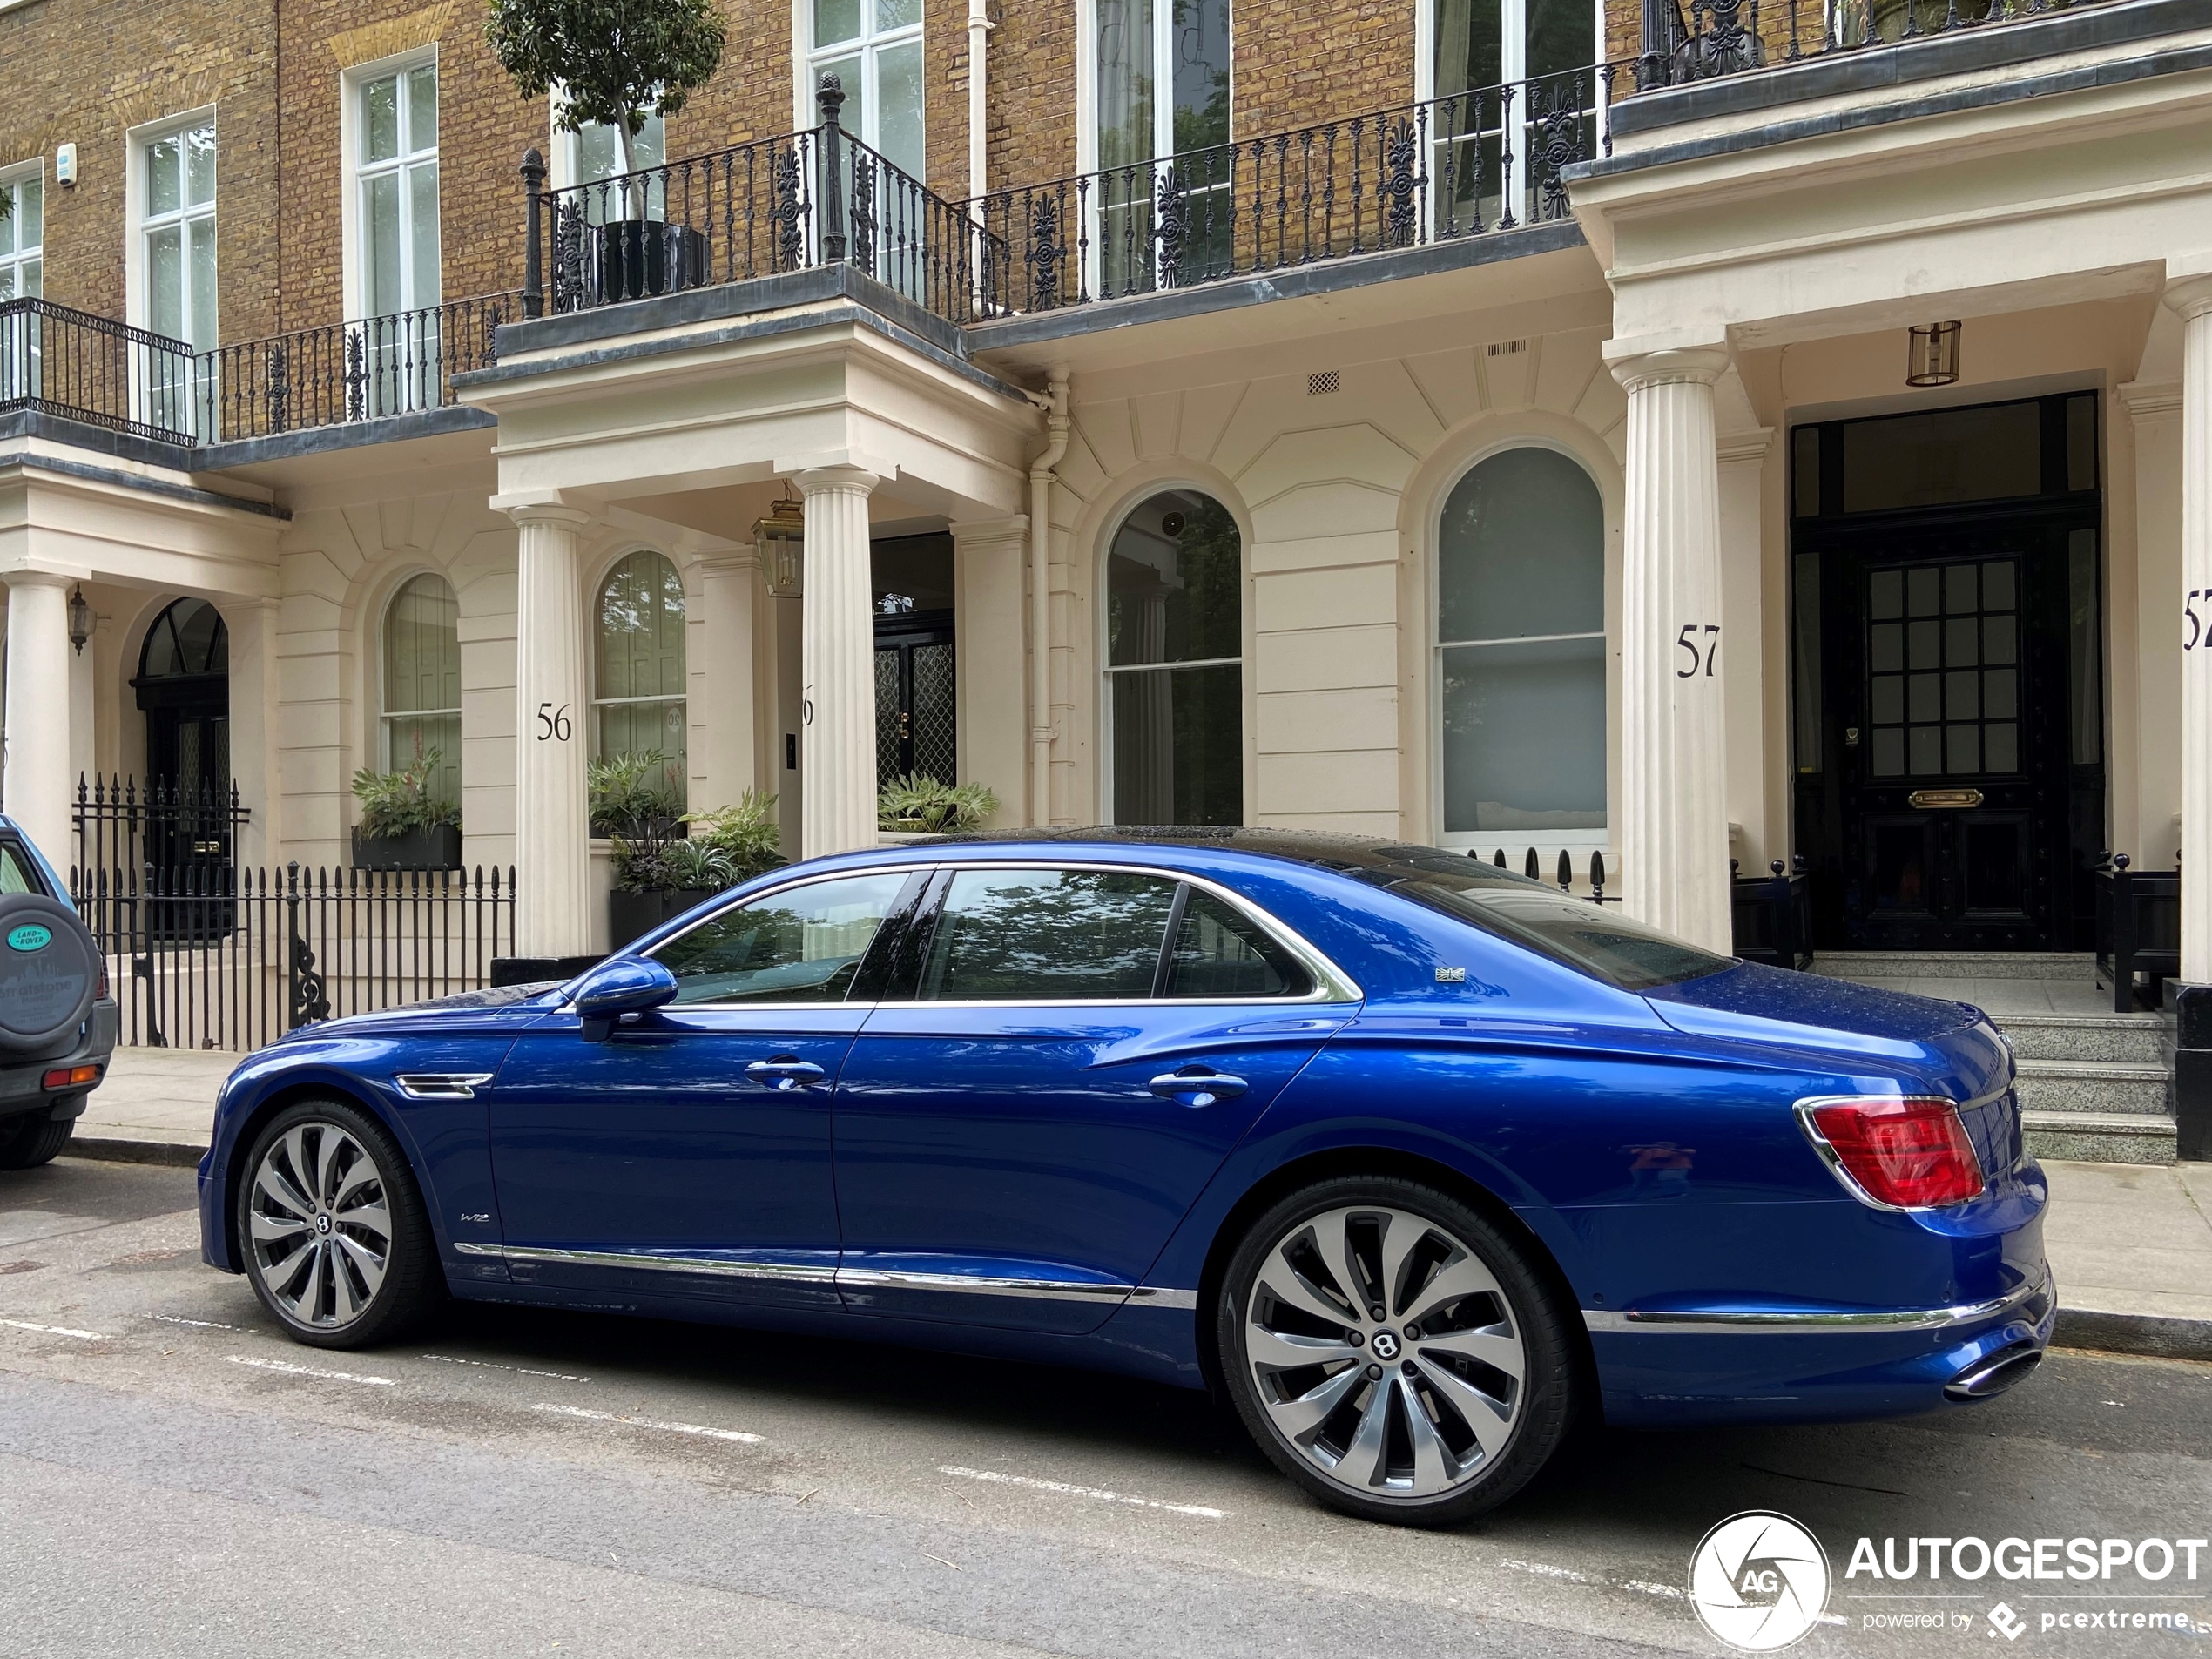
456,1243,1201,1310
1582,1272,2050,1335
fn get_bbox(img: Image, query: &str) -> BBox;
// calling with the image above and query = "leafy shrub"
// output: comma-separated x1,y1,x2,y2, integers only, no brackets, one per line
878,773,998,834
351,745,460,839
607,783,782,894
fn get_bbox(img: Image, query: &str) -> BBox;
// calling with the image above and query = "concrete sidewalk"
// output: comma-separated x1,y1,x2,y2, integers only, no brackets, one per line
57,1049,2212,1363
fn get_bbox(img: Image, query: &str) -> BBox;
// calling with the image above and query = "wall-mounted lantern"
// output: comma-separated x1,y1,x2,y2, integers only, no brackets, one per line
1906,321,1962,388
753,490,805,599
67,585,91,655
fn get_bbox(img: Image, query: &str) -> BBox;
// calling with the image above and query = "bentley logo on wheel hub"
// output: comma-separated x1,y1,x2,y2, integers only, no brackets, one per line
315,1213,333,1235
1371,1330,1401,1360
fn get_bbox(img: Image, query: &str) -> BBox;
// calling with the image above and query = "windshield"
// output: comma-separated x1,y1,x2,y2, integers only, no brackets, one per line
1328,845,1733,992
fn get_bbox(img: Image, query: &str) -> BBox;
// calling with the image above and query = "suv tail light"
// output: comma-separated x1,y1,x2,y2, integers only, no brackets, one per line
1801,1096,1985,1210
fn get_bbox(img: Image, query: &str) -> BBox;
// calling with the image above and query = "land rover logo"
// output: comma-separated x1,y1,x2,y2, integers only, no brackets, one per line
6,923,51,952
1371,1330,1402,1360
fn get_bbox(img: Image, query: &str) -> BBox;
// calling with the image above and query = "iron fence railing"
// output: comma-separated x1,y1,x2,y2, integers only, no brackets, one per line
200,293,514,442
71,860,516,1052
963,65,1622,315
1639,0,2118,90
74,773,248,882
0,298,202,442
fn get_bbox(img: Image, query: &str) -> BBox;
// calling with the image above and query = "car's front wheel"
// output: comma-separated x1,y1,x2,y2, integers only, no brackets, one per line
1217,1176,1575,1527
237,1099,439,1349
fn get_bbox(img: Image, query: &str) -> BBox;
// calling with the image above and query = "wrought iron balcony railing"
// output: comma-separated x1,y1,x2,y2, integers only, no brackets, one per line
201,293,514,442
1637,0,2119,90
526,65,1624,330
3,293,512,447
0,298,202,443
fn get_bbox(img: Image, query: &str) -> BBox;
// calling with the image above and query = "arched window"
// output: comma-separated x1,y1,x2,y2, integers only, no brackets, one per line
1103,489,1241,826
381,573,461,806
1436,447,1605,844
594,549,687,807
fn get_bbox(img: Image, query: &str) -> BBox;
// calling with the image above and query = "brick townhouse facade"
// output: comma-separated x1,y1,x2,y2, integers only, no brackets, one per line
0,0,2202,1154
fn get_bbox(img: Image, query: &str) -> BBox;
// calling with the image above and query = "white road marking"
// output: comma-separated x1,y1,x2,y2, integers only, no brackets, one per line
1622,1579,1686,1600
141,1313,242,1332
1507,1561,1838,1618
0,1318,109,1340
226,1355,394,1386
421,1353,591,1383
938,1465,1228,1520
1501,1558,1592,1583
530,1402,763,1444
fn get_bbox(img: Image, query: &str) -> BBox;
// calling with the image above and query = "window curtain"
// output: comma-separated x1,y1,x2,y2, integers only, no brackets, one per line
1097,0,1154,171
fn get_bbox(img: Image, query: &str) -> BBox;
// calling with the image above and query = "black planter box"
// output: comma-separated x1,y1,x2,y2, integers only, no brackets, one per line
351,824,462,871
609,887,716,949
583,220,710,307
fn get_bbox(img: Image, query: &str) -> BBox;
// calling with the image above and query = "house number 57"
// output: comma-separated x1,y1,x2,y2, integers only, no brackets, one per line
536,702,572,741
1675,623,1720,678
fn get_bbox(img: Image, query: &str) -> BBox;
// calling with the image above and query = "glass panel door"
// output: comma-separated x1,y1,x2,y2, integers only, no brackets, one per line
1095,0,1231,296
141,123,217,433
358,63,441,415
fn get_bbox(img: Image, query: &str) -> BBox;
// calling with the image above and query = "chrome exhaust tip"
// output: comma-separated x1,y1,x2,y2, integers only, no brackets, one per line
1946,1344,2043,1402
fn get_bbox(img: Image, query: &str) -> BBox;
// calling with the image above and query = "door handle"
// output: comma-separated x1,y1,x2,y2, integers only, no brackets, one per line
1148,1066,1248,1108
745,1055,827,1091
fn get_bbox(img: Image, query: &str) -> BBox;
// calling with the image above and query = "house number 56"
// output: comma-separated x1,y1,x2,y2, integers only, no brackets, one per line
1675,623,1720,678
536,701,573,741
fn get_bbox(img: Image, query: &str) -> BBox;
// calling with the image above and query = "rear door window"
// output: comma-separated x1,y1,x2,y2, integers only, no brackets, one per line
0,843,46,895
917,867,1180,1001
1163,888,1311,998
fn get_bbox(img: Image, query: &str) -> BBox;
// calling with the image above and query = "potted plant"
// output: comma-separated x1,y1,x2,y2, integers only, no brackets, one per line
350,745,462,869
593,752,781,947
878,773,999,836
487,0,725,306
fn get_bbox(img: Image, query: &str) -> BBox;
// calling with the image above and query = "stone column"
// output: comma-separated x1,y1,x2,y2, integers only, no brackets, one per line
3,573,76,863
221,597,282,871
507,503,594,958
1606,341,1734,953
2168,261,2212,982
797,466,880,858
696,550,762,811
949,515,1027,826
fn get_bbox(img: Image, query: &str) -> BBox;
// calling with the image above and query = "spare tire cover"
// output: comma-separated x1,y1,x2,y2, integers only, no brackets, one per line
0,893,99,1053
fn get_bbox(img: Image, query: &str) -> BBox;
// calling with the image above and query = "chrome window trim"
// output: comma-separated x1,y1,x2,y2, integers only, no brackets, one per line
1581,1269,2049,1335
455,1242,1202,1309
631,858,1362,1011
1792,1088,2001,1214
394,1073,496,1099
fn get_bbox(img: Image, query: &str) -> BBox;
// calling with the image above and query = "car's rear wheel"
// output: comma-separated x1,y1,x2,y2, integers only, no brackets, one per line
0,1111,73,1169
1217,1176,1575,1527
238,1099,439,1349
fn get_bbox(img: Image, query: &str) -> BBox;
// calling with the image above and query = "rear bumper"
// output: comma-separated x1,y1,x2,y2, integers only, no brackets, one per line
0,999,118,1123
1592,1264,2055,1427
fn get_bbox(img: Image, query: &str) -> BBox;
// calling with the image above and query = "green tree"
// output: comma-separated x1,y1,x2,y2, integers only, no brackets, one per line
485,0,726,185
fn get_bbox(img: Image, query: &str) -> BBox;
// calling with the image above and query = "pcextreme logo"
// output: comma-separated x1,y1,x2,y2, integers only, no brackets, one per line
1689,1511,1833,1652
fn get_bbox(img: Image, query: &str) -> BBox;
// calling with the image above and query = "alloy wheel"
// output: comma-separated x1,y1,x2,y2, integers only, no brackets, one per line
246,1121,395,1330
1241,1204,1525,1501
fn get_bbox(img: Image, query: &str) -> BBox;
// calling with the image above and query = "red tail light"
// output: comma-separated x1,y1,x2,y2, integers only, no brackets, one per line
1803,1096,1985,1210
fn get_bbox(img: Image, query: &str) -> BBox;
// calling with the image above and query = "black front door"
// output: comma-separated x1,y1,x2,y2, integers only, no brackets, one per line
873,624,955,787
1824,532,2069,949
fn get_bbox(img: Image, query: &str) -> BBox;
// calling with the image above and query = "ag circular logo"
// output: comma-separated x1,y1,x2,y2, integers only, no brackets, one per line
1688,1511,1831,1651
1371,1330,1402,1360
6,923,51,952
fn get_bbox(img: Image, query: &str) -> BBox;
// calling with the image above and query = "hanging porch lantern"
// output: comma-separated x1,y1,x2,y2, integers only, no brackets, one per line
1906,321,1962,388
753,489,806,598
67,585,91,655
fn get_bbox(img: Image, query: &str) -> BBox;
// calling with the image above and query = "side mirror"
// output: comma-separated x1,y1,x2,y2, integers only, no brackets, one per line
570,955,678,1042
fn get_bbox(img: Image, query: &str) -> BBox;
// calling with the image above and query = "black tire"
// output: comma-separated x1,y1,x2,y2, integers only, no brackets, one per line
0,1112,73,1170
236,1097,441,1350
1217,1175,1575,1527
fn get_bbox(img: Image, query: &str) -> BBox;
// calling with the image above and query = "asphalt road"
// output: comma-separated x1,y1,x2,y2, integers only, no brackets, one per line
3,1157,2209,1659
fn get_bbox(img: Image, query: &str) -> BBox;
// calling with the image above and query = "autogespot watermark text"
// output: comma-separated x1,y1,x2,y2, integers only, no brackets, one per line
1844,1535,2212,1642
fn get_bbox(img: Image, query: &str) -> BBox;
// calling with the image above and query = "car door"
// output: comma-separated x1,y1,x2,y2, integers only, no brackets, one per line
487,869,921,1307
833,862,1352,1333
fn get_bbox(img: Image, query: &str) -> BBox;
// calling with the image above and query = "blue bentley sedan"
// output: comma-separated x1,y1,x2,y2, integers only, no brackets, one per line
197,830,2051,1526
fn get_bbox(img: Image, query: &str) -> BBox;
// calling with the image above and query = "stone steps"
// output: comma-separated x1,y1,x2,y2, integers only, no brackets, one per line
2020,1109,2179,1166
1997,1013,2173,1067
2013,1058,2172,1116
1813,950,2096,981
